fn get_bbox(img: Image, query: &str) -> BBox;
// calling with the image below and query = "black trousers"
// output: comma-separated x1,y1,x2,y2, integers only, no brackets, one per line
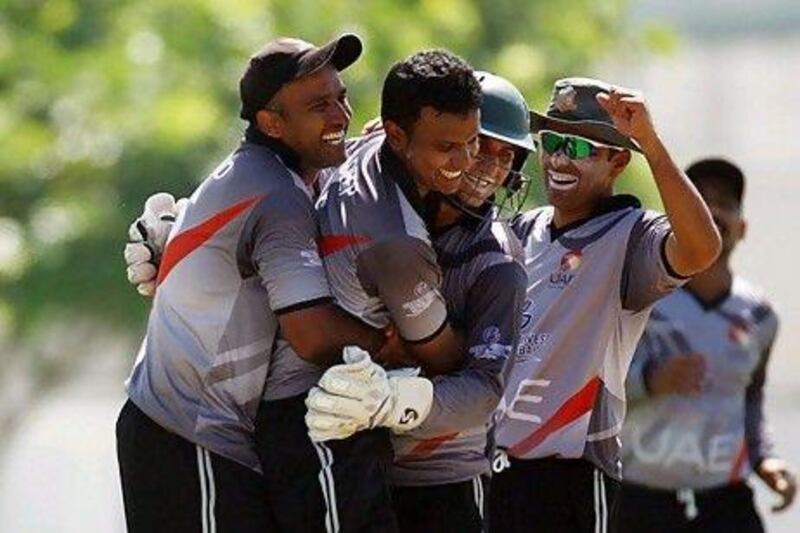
116,399,274,532
488,457,620,533
392,475,489,533
614,481,764,533
256,394,398,533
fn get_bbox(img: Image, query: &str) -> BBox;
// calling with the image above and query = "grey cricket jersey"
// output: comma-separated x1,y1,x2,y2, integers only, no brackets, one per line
315,132,528,486
621,278,779,490
126,134,331,471
315,132,448,345
493,196,688,479
391,213,528,486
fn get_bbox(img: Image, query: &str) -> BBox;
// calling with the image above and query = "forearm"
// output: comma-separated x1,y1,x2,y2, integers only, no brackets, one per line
408,361,503,438
640,134,721,275
745,353,776,467
406,324,464,376
278,302,386,367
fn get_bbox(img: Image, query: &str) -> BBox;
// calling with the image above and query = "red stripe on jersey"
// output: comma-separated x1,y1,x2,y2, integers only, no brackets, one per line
317,234,371,257
729,438,748,483
509,376,602,457
157,196,263,286
397,432,461,461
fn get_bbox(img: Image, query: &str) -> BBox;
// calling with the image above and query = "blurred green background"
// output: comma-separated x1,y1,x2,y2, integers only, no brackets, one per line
4,2,800,531
0,0,670,411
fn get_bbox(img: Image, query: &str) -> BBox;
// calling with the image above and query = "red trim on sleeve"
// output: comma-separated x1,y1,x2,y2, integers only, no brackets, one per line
316,234,371,257
510,376,602,457
157,196,263,286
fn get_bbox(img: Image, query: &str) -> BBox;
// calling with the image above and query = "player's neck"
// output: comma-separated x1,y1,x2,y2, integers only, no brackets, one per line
299,165,320,189
551,188,615,228
432,202,462,230
552,201,598,229
686,259,733,304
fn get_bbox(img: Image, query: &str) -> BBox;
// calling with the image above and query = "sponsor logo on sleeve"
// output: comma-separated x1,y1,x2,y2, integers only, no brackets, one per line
402,281,440,318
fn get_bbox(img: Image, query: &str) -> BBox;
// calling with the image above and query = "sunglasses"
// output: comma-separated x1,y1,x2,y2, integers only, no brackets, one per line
537,130,615,160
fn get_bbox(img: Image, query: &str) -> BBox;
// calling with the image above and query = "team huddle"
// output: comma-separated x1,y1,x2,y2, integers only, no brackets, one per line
116,33,796,532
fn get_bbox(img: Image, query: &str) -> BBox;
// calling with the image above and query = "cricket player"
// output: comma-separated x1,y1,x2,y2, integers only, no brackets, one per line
304,71,533,532
116,34,404,532
616,158,796,532
123,48,488,532
487,78,722,532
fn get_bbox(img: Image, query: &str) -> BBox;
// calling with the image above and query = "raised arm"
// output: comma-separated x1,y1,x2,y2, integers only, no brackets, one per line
597,88,721,276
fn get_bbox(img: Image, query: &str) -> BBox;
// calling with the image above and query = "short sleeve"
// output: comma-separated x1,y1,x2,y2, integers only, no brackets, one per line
356,236,447,343
242,187,332,314
621,211,689,312
409,261,527,437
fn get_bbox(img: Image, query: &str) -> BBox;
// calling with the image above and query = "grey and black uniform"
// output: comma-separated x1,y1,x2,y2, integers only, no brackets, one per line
391,209,527,533
489,196,688,533
317,131,527,532
117,130,329,532
616,278,778,533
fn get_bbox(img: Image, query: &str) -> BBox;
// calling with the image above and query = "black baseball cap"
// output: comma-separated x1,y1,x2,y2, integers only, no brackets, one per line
239,33,363,121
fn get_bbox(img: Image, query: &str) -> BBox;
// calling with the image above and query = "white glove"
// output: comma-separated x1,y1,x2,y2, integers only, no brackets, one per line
305,346,434,442
124,193,187,296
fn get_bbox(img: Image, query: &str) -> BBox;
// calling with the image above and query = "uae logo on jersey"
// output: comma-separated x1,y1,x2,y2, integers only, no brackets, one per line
728,317,753,348
549,249,583,288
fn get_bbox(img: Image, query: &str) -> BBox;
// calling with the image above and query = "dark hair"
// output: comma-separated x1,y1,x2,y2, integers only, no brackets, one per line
685,158,745,205
381,49,482,131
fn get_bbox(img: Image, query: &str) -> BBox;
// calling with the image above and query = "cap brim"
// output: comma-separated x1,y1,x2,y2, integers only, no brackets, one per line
530,111,641,153
296,33,363,78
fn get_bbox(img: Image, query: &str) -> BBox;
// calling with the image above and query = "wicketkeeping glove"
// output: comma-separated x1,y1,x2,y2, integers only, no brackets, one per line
124,192,187,296
305,346,433,442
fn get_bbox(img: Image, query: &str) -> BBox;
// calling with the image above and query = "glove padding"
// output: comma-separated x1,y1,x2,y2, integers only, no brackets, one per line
305,346,433,442
124,192,188,296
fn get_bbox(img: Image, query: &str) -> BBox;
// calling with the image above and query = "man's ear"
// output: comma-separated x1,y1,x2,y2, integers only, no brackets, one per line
608,149,632,180
738,218,747,242
256,108,283,139
383,119,409,154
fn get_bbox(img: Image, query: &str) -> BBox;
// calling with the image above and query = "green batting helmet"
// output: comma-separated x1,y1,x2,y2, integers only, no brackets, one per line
476,71,535,171
451,72,535,221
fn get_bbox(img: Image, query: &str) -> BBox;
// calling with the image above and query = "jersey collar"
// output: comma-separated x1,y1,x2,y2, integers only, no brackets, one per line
244,125,302,175
549,194,641,241
378,141,428,220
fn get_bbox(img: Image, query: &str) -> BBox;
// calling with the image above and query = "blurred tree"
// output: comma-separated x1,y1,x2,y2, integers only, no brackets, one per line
0,0,665,358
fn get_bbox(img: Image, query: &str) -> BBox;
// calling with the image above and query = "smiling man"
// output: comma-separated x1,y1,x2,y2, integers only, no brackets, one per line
617,158,796,532
305,71,533,532
116,34,404,533
488,78,721,533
